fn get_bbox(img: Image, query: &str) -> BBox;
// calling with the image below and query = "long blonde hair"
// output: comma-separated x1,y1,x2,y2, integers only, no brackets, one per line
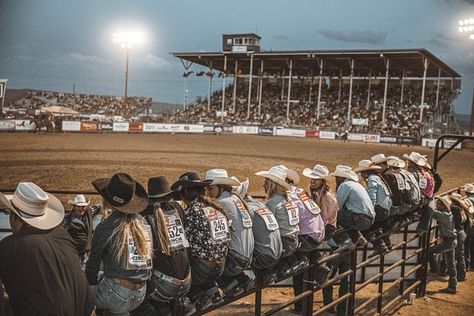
154,204,171,256
266,179,288,200
109,213,151,268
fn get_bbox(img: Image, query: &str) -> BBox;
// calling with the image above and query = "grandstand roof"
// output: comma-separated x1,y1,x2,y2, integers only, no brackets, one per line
172,49,461,79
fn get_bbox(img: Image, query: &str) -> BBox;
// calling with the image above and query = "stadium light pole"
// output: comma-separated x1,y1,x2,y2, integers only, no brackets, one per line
458,18,474,135
113,31,144,119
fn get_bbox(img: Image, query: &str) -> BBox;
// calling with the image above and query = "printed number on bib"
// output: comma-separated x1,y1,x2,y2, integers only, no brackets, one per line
298,192,321,215
127,224,153,270
203,207,229,242
234,200,252,228
255,207,279,231
285,200,300,226
394,173,405,191
164,212,189,250
419,177,427,190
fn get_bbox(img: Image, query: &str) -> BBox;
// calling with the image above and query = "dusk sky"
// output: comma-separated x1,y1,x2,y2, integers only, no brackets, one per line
0,0,473,114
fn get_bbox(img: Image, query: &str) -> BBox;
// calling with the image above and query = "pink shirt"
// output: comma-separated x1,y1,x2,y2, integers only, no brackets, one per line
420,170,434,199
313,190,338,227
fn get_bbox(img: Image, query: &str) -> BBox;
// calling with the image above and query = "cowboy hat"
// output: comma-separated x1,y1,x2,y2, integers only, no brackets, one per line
370,154,391,165
403,152,431,169
449,192,474,214
387,156,406,169
231,176,250,199
464,183,474,194
255,166,291,190
170,172,212,191
435,195,452,211
0,182,64,230
462,197,474,214
276,165,300,185
148,176,176,199
329,165,359,182
302,164,330,180
68,194,90,207
92,173,148,214
205,169,240,186
354,160,382,173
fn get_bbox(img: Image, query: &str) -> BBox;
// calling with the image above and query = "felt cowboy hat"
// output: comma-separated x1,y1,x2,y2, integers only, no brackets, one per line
370,154,391,165
387,156,406,169
329,165,359,182
92,173,148,214
231,176,250,199
276,165,301,185
464,183,474,194
170,172,212,191
354,160,382,173
449,192,474,214
255,166,291,190
302,164,330,180
403,152,431,169
148,176,176,199
0,182,64,230
435,195,452,211
68,194,90,207
205,169,241,186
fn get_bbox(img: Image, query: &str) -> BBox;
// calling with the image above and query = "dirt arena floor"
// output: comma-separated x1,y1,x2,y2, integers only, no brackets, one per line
0,133,473,315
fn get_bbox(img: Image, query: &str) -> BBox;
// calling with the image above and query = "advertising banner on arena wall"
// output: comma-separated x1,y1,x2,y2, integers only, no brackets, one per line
14,120,34,131
204,125,226,133
80,121,98,132
275,128,306,137
258,126,275,136
128,122,144,133
113,122,129,132
62,121,81,132
0,120,15,131
319,131,336,139
348,133,380,143
422,138,462,149
170,124,204,133
305,129,320,138
99,122,113,131
379,135,397,143
232,126,259,134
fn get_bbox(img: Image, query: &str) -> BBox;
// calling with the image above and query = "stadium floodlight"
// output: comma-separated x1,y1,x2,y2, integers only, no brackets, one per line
113,31,144,118
458,18,474,38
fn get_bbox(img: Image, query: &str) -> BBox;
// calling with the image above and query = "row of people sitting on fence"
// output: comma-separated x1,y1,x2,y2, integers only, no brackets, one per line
0,152,473,315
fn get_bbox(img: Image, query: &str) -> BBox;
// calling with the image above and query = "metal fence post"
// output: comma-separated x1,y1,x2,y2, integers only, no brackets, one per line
348,232,358,316
399,223,409,295
255,270,263,316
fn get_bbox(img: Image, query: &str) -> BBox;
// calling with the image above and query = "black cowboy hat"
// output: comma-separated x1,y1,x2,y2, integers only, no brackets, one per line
148,176,176,199
92,172,148,214
170,172,212,191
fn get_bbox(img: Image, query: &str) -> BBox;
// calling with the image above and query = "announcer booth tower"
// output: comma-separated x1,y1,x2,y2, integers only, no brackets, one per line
222,33,261,53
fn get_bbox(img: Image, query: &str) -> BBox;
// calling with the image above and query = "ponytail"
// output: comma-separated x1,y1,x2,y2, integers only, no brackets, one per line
154,205,171,256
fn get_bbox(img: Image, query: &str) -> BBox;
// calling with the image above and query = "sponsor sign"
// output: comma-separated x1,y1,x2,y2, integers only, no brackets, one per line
128,122,143,133
232,126,259,134
62,121,81,132
99,122,113,131
0,120,15,131
113,122,129,132
348,133,380,143
422,138,462,149
380,135,397,143
232,45,247,53
305,129,320,138
276,128,306,137
319,131,336,140
143,124,203,133
352,118,368,126
80,121,98,132
258,126,275,136
14,120,34,131
204,125,225,133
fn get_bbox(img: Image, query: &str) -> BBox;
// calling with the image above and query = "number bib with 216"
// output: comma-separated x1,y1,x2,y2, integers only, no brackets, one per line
284,200,300,225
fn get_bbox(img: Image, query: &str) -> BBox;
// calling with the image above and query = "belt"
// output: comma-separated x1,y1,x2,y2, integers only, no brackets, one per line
354,213,374,222
153,269,191,286
114,278,145,290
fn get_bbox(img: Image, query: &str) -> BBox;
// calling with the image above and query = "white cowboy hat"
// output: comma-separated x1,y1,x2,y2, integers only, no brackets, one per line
68,194,90,207
449,192,474,214
436,195,452,211
354,160,382,173
255,166,291,190
403,152,431,169
276,165,300,185
0,182,65,230
329,165,359,182
370,154,391,165
387,156,406,169
231,176,250,199
464,183,474,194
205,169,240,186
462,197,474,214
302,164,330,180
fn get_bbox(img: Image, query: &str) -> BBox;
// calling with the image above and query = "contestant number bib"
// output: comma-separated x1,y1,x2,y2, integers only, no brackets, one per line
419,177,427,189
127,224,153,269
234,200,252,228
255,207,279,231
285,200,300,226
298,192,320,215
164,212,189,251
203,207,229,242
394,173,405,191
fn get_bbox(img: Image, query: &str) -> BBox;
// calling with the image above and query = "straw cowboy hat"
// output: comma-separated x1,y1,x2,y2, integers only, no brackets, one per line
329,165,359,182
450,192,474,214
302,164,330,180
231,176,250,199
68,194,90,207
403,152,431,169
387,156,406,169
255,166,291,190
170,172,212,191
148,176,176,199
276,165,301,185
370,154,391,165
436,195,452,211
92,172,148,214
205,169,241,186
0,182,65,230
464,183,474,194
462,197,474,214
354,160,382,173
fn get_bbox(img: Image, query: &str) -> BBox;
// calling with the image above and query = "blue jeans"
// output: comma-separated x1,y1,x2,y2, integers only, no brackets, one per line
455,230,467,281
322,251,351,316
95,277,147,315
337,210,373,231
429,237,457,288
148,269,191,302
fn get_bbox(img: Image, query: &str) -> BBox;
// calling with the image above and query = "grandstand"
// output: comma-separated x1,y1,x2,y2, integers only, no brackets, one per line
172,34,462,138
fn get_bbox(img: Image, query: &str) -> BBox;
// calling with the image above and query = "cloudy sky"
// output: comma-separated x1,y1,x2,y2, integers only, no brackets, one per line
0,0,473,114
